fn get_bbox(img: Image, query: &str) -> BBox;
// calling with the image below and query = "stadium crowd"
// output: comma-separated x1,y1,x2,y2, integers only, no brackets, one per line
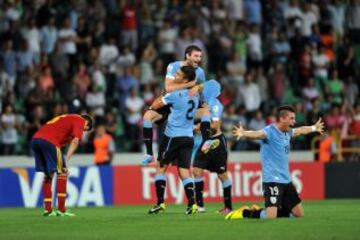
0,0,359,160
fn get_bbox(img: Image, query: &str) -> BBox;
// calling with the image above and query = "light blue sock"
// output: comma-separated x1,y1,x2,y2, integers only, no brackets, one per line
221,179,232,188
194,177,204,183
182,178,193,186
155,174,166,181
260,209,267,219
201,115,210,123
143,120,152,128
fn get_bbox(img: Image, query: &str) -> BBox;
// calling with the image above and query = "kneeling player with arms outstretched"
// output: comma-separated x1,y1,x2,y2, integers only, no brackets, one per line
226,105,324,219
31,114,94,216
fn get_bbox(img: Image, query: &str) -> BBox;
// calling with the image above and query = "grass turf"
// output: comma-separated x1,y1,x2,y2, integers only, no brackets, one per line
0,199,359,240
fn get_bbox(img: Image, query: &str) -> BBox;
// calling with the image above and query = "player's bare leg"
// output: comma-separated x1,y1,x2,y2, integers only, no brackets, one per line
149,163,168,214
142,109,163,165
217,172,233,213
178,167,197,215
291,203,304,217
193,167,205,212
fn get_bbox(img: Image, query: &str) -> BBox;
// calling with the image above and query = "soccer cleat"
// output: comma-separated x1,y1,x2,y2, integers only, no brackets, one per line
197,206,206,213
57,210,76,217
43,210,57,217
225,206,250,220
250,204,260,211
201,139,220,154
141,154,155,166
217,207,232,214
148,203,166,214
185,204,198,215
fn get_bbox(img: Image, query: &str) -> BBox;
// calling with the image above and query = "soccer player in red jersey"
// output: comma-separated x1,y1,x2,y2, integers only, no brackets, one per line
31,114,94,216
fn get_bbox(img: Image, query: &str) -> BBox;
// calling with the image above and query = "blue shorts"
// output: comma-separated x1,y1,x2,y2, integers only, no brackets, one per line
31,138,66,175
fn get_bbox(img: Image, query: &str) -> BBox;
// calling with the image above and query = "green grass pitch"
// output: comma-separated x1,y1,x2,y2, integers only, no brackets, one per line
0,199,359,240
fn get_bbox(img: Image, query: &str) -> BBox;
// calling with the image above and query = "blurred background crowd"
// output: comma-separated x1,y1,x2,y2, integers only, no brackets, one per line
0,0,359,161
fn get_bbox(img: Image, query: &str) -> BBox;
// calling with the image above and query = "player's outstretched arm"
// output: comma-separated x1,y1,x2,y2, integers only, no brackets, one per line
232,124,266,140
165,78,196,92
292,118,325,137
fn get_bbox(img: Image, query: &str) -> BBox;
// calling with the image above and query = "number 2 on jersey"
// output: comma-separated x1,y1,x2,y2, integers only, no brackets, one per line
186,100,196,120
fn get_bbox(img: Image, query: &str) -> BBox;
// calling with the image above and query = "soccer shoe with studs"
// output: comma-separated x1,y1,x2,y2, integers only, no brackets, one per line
141,154,155,166
57,210,76,217
43,210,57,217
225,206,250,220
197,206,206,213
185,204,198,215
148,203,166,214
201,139,220,154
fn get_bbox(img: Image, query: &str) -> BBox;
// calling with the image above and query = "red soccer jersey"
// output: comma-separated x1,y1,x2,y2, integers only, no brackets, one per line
33,114,85,147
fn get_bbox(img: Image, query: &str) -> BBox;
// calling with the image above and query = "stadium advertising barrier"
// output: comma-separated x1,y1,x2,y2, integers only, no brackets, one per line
0,162,324,207
113,162,324,205
0,166,113,207
325,162,360,198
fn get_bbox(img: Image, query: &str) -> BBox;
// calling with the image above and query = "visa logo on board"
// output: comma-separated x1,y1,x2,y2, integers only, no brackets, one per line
12,166,111,207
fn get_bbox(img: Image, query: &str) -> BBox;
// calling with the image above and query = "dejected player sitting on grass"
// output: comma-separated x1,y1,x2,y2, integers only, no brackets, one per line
226,105,324,220
31,114,94,217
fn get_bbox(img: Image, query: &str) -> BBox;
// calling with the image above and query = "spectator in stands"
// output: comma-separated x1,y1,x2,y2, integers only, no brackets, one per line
239,71,261,118
93,124,115,166
120,0,138,51
319,131,338,162
0,103,18,155
124,86,144,152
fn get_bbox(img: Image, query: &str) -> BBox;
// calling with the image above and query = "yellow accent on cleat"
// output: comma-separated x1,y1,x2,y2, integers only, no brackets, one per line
43,210,57,217
250,204,260,211
57,210,75,217
225,206,250,220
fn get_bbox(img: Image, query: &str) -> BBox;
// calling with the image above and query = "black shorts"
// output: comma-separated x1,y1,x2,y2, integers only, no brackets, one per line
158,135,193,169
153,105,171,125
263,182,302,212
193,134,228,174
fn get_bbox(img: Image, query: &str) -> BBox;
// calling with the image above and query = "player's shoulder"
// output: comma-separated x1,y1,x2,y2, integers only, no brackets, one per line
167,61,181,70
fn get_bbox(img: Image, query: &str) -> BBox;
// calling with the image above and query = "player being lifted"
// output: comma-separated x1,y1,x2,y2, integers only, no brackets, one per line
142,45,206,165
148,66,200,215
31,114,94,216
226,105,324,219
192,80,233,214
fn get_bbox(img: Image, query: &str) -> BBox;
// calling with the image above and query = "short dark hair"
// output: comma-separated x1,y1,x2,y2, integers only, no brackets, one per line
184,45,202,59
277,105,295,120
81,114,94,131
180,66,196,82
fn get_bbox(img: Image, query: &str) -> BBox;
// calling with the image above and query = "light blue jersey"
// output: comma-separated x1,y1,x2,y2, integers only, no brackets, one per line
260,124,294,183
165,61,206,84
162,89,199,137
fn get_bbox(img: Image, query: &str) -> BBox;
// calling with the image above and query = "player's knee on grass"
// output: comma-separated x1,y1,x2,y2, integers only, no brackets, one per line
291,204,304,218
266,207,278,218
193,167,204,178
144,110,162,123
